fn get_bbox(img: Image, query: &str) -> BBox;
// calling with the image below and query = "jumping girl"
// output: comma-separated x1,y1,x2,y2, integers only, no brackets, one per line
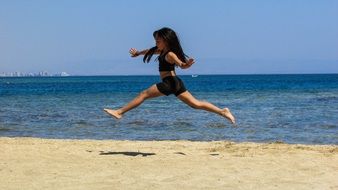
104,27,235,124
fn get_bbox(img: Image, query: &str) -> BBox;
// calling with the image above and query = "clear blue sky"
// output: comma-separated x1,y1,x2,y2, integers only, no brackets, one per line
1,0,337,75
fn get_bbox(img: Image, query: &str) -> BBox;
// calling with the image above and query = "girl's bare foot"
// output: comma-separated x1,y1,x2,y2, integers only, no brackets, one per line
220,108,236,124
103,108,122,119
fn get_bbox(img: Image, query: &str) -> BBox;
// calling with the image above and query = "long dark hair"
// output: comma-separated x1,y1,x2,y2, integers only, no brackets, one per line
143,27,188,63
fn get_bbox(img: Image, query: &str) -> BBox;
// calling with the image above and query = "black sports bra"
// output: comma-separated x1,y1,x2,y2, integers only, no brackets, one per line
158,51,175,72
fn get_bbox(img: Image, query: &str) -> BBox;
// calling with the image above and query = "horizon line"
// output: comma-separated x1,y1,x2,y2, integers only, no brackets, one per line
1,73,338,78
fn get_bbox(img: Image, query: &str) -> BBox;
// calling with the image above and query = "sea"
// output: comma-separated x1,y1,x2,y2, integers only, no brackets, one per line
0,74,337,144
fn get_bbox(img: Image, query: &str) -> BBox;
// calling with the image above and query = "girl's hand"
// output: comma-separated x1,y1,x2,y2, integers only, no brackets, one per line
187,58,195,66
179,58,195,69
129,48,139,57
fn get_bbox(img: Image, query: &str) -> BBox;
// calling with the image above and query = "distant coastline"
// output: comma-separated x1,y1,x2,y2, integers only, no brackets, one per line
0,71,70,77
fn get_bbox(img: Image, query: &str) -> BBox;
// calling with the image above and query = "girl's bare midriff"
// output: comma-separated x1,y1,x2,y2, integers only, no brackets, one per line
160,71,176,79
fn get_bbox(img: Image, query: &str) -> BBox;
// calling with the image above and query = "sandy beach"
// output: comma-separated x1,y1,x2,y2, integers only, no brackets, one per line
1,137,337,190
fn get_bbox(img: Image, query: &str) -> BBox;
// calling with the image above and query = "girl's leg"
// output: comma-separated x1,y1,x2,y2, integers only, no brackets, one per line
177,91,236,124
104,84,164,119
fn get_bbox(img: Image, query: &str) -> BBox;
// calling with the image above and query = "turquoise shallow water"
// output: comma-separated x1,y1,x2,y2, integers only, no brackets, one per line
0,74,337,144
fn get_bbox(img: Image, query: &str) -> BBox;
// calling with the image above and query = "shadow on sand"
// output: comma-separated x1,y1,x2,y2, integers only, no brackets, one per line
99,151,155,157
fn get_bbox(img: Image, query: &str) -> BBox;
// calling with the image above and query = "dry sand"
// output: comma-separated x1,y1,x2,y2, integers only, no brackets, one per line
1,137,337,190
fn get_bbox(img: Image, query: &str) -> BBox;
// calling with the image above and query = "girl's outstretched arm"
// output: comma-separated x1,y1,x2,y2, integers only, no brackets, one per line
166,52,195,69
129,48,147,57
129,48,160,57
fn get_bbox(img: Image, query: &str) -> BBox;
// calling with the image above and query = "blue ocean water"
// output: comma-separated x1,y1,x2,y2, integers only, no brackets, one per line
0,74,337,144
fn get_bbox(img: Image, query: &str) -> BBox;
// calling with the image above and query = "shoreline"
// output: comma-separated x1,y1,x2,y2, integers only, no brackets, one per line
1,136,337,146
1,137,338,189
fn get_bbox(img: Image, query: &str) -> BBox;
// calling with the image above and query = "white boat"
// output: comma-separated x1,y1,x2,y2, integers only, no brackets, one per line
191,75,199,78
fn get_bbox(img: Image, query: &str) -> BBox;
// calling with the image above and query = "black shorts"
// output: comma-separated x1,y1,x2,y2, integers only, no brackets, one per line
156,76,187,96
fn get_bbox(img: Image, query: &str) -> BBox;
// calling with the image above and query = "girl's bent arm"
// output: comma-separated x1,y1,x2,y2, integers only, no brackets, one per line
166,52,195,69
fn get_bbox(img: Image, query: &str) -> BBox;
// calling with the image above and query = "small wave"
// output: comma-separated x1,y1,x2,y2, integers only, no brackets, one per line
74,121,89,125
127,120,147,126
206,122,228,128
172,121,192,127
321,124,337,129
0,128,11,132
71,120,93,128
316,96,338,102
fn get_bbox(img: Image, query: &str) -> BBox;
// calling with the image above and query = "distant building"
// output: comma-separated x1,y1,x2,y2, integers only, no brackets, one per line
38,71,49,76
60,72,70,77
